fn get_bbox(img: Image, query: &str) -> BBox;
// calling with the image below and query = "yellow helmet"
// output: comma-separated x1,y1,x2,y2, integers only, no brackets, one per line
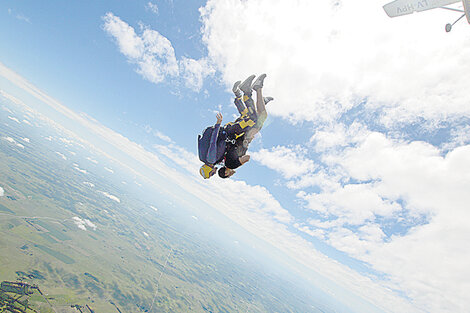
199,164,217,179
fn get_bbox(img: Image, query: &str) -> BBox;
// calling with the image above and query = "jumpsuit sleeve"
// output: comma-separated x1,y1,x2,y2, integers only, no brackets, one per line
206,123,221,164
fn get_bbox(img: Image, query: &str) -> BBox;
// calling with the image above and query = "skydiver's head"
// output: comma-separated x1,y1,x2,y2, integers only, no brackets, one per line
199,164,217,179
218,167,236,179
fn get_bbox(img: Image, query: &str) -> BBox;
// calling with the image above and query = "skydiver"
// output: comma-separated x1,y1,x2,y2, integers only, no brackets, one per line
198,74,272,179
218,73,270,179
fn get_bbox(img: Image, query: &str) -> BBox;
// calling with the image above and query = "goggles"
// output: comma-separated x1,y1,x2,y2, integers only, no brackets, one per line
199,164,217,179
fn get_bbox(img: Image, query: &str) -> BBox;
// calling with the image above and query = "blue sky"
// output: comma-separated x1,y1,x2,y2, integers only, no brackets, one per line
1,0,470,312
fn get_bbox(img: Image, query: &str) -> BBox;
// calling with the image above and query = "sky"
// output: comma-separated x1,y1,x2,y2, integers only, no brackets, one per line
1,0,470,312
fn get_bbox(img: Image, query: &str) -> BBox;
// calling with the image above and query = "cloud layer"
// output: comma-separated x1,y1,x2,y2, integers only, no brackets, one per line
193,1,470,311
200,0,470,126
292,131,470,312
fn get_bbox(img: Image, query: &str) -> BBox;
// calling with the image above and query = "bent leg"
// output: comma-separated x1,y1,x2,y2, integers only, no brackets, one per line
243,94,256,115
234,94,256,116
233,97,247,115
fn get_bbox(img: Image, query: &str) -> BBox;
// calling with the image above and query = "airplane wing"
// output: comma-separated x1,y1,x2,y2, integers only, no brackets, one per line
383,0,459,17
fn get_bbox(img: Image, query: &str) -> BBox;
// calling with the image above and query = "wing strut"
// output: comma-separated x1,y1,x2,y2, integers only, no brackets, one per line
445,13,466,31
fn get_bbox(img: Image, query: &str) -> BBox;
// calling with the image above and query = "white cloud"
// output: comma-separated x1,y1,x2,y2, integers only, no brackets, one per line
86,157,98,164
73,165,87,174
16,14,31,23
2,136,24,149
156,144,294,225
0,187,4,197
22,119,32,125
143,231,149,237
83,182,95,188
252,145,316,179
154,143,201,172
146,2,159,14
299,183,402,226
310,122,370,153
102,13,214,91
7,9,31,24
73,217,87,231
55,152,67,160
103,12,179,84
286,169,341,191
22,137,30,143
294,223,325,239
104,167,114,174
84,219,97,230
3,137,15,144
179,57,215,91
442,124,470,151
72,217,97,231
59,137,73,145
154,130,172,142
145,125,173,142
8,116,20,123
98,191,121,203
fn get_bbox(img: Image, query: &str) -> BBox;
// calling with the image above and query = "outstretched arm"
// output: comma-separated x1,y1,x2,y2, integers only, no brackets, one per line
206,113,223,164
239,155,250,166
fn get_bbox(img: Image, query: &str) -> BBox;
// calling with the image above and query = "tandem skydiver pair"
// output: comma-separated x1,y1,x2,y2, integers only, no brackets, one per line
198,74,272,179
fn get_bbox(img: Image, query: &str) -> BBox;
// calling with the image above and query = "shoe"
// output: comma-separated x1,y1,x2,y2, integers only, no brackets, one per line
239,74,256,94
232,81,242,97
263,96,274,105
252,73,266,91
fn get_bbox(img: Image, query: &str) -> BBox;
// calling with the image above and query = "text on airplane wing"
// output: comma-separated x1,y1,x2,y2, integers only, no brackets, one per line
383,0,460,17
